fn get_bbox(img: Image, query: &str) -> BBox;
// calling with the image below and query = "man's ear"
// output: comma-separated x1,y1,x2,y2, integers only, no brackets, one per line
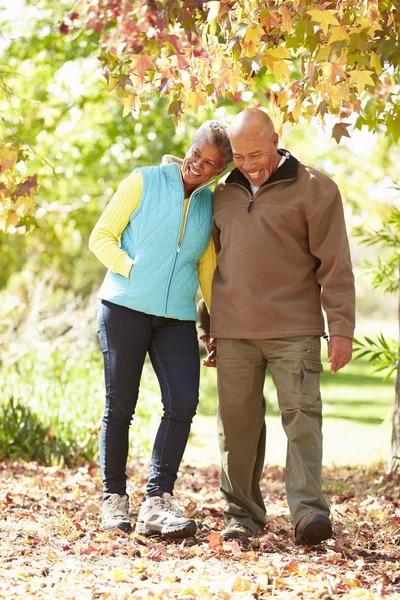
272,132,279,147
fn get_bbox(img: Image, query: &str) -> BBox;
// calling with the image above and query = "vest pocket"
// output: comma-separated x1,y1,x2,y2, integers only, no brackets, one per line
300,358,323,398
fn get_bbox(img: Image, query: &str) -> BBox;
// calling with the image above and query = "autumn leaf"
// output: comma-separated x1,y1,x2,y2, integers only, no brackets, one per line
119,97,134,118
4,210,20,231
207,532,222,548
331,121,352,143
308,9,340,35
348,70,375,91
329,26,350,43
129,54,156,81
278,5,293,34
183,90,207,115
232,576,251,592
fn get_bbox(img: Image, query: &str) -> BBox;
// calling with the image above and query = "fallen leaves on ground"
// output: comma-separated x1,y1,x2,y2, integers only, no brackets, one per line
0,459,399,599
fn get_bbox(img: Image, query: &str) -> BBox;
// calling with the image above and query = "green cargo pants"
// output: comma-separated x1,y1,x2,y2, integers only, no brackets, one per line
216,336,330,533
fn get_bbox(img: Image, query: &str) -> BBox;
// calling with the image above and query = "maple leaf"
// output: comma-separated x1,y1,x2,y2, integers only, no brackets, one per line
0,143,19,172
129,54,156,81
259,8,280,31
119,96,134,118
15,175,38,198
331,122,352,144
329,26,350,43
184,90,207,115
348,69,375,91
308,9,340,35
5,211,20,231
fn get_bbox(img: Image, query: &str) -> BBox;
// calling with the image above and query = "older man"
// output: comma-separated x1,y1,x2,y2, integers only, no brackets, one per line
198,108,355,545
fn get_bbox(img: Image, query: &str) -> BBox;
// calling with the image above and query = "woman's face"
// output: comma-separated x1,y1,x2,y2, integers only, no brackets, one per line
181,140,224,190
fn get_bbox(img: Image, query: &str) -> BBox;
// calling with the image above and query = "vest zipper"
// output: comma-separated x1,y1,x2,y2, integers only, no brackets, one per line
163,169,212,317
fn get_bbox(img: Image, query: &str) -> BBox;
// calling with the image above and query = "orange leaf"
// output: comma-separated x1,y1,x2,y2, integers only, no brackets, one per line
129,54,156,81
207,532,223,548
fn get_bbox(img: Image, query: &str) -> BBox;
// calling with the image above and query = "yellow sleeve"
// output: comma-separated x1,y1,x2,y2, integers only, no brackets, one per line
88,171,143,278
196,236,217,312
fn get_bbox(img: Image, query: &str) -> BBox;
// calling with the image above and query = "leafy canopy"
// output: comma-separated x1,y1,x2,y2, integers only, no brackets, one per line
72,0,400,141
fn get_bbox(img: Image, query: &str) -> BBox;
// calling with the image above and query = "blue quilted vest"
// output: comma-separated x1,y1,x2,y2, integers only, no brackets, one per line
98,162,213,321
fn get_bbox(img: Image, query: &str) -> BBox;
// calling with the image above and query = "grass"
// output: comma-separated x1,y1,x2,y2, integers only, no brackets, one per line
0,340,395,467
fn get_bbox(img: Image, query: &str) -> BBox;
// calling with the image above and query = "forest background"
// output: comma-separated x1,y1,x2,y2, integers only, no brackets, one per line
1,2,400,599
1,0,400,475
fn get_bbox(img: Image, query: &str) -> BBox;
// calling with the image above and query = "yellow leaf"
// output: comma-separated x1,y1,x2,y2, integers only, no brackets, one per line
316,45,332,61
287,98,302,122
265,46,291,60
278,6,293,33
245,26,263,43
232,576,251,592
320,62,346,84
329,26,350,43
271,59,290,80
329,85,347,109
184,90,207,115
308,9,340,35
181,588,196,596
261,47,291,79
275,89,290,108
111,569,128,582
357,17,373,31
370,53,382,75
119,97,134,118
348,70,375,91
5,211,20,231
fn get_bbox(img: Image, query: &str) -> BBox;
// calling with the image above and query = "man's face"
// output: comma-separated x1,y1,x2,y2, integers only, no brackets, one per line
230,129,279,187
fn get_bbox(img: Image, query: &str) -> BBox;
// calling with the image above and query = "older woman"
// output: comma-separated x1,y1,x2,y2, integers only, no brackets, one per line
89,121,232,538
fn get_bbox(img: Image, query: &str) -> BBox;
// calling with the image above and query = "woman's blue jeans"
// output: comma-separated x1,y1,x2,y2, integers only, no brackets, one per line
97,300,200,498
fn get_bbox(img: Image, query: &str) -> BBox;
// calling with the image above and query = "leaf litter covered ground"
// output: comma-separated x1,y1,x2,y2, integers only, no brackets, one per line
1,458,399,600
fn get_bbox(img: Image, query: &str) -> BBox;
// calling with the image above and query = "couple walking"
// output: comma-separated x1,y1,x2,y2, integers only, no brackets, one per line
89,108,355,546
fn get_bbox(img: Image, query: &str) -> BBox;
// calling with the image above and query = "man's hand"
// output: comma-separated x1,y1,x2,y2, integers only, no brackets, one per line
327,336,353,373
200,336,217,368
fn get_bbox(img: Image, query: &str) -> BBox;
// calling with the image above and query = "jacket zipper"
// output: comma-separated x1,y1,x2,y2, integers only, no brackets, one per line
231,177,297,214
163,170,212,317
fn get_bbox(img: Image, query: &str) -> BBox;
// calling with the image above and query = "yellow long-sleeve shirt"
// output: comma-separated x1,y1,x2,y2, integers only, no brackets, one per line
89,170,216,310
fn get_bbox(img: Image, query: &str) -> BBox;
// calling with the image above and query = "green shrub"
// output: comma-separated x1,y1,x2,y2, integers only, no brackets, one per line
0,395,97,466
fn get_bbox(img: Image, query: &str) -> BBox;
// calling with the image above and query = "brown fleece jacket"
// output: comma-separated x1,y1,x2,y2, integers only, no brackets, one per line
199,150,355,340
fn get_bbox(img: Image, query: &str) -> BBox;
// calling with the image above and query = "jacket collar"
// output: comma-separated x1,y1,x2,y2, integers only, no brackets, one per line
225,149,298,191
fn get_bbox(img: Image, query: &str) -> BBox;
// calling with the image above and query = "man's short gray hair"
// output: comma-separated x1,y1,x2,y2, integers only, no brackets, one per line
190,120,233,169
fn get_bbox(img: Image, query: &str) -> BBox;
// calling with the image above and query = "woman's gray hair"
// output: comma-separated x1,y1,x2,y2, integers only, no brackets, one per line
190,120,233,169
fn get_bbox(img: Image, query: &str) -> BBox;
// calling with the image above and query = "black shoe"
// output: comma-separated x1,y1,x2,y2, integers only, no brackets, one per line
221,525,253,542
295,513,332,546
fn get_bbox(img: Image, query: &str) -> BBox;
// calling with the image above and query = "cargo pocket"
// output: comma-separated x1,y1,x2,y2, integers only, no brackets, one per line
300,358,323,399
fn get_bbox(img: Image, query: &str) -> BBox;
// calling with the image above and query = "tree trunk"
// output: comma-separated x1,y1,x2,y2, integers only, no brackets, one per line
388,273,400,475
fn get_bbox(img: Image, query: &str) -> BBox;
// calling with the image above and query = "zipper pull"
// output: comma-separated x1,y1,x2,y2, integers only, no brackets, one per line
247,197,254,213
